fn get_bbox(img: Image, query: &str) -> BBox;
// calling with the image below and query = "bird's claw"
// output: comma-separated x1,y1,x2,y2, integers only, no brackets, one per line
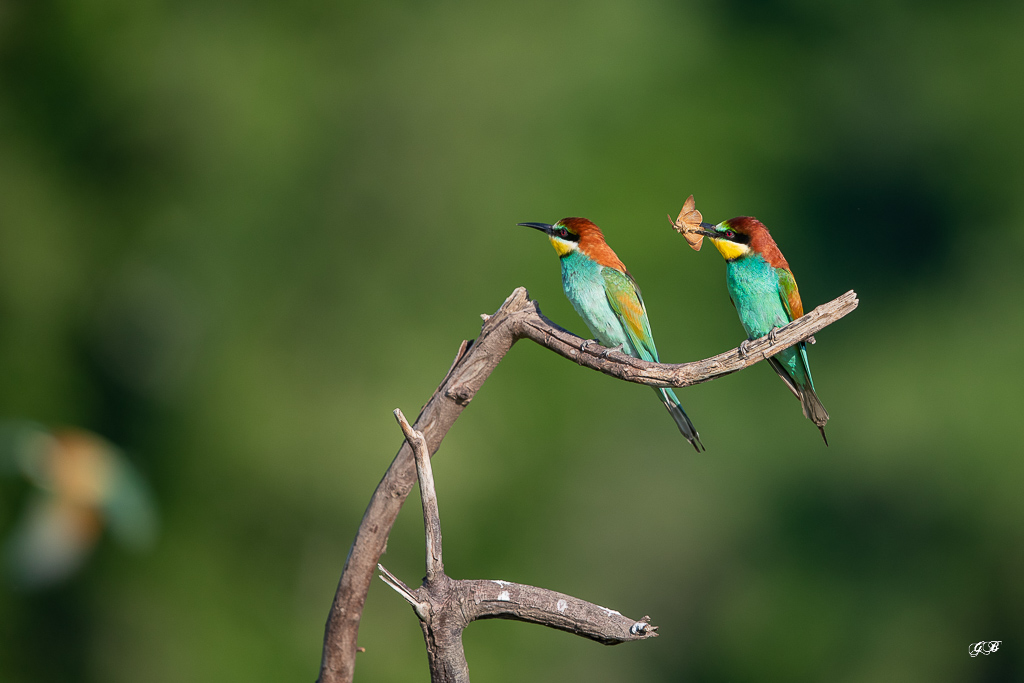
601,343,625,359
738,340,753,359
580,339,597,352
768,327,780,343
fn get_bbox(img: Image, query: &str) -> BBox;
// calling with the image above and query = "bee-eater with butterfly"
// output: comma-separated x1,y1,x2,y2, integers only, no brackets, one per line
519,217,704,452
694,217,829,444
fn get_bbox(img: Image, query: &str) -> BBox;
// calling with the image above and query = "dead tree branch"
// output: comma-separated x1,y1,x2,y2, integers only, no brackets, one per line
394,409,444,583
515,289,859,388
317,286,859,683
380,409,657,683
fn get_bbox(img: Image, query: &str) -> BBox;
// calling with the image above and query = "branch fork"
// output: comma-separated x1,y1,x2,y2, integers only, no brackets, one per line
379,410,657,682
318,286,859,683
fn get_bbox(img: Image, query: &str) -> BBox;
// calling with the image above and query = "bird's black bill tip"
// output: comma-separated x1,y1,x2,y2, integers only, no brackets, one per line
517,222,553,233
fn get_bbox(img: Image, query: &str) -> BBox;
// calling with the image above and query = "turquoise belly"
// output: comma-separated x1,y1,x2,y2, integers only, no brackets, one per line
560,252,634,353
726,256,790,340
726,255,809,386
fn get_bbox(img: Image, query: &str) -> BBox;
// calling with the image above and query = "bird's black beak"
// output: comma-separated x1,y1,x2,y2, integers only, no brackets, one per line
697,222,719,238
517,222,553,234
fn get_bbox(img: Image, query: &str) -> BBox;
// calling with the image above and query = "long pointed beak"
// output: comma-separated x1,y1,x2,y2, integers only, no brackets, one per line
697,222,719,238
517,222,553,234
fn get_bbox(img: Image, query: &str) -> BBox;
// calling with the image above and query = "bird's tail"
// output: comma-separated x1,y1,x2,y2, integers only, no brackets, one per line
657,388,704,452
799,386,829,446
768,349,830,446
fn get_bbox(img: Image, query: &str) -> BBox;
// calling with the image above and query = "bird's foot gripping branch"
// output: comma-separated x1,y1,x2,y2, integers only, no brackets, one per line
317,286,858,683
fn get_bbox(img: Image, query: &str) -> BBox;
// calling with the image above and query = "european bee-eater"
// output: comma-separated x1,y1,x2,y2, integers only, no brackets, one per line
520,217,704,452
1,424,158,587
694,217,829,444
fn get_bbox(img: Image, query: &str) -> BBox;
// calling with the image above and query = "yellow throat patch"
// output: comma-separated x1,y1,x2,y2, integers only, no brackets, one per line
710,237,749,261
549,235,575,257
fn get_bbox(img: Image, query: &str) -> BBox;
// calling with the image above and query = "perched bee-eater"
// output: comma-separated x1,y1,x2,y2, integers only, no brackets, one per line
695,217,829,444
519,217,704,451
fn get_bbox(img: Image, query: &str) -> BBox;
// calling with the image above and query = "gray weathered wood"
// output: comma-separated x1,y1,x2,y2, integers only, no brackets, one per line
380,410,657,682
394,410,444,583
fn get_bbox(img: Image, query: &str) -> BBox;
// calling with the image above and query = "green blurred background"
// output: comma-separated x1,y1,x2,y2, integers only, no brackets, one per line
1,0,1022,681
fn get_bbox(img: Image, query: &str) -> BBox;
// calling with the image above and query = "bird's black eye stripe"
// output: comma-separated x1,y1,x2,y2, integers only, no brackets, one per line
721,229,750,244
555,227,579,242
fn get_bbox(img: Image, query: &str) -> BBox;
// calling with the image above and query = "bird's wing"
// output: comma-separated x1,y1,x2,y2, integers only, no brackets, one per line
776,267,804,322
775,267,817,390
602,267,659,362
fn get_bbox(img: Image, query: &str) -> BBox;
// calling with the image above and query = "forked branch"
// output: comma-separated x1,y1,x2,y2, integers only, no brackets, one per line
317,286,859,683
380,409,657,683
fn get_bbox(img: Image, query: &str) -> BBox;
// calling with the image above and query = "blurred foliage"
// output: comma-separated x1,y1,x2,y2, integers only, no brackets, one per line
1,0,1022,681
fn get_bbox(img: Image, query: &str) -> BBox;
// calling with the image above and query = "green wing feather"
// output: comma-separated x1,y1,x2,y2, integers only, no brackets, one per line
602,267,704,451
601,267,659,362
774,268,830,441
775,267,816,390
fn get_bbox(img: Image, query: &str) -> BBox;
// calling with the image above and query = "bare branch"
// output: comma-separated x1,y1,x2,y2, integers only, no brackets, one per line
381,406,658,682
318,289,532,683
378,574,657,683
317,287,859,683
395,408,443,581
515,289,860,388
454,579,657,645
377,563,429,622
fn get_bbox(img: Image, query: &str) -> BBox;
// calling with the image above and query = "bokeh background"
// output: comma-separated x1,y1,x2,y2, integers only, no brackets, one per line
1,0,1022,681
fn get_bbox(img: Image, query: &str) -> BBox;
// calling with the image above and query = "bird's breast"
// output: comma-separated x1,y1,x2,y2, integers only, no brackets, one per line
559,255,626,348
725,256,789,338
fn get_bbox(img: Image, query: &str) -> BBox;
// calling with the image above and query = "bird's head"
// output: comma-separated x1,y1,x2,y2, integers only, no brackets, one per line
696,217,767,262
519,217,627,271
518,218,587,257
